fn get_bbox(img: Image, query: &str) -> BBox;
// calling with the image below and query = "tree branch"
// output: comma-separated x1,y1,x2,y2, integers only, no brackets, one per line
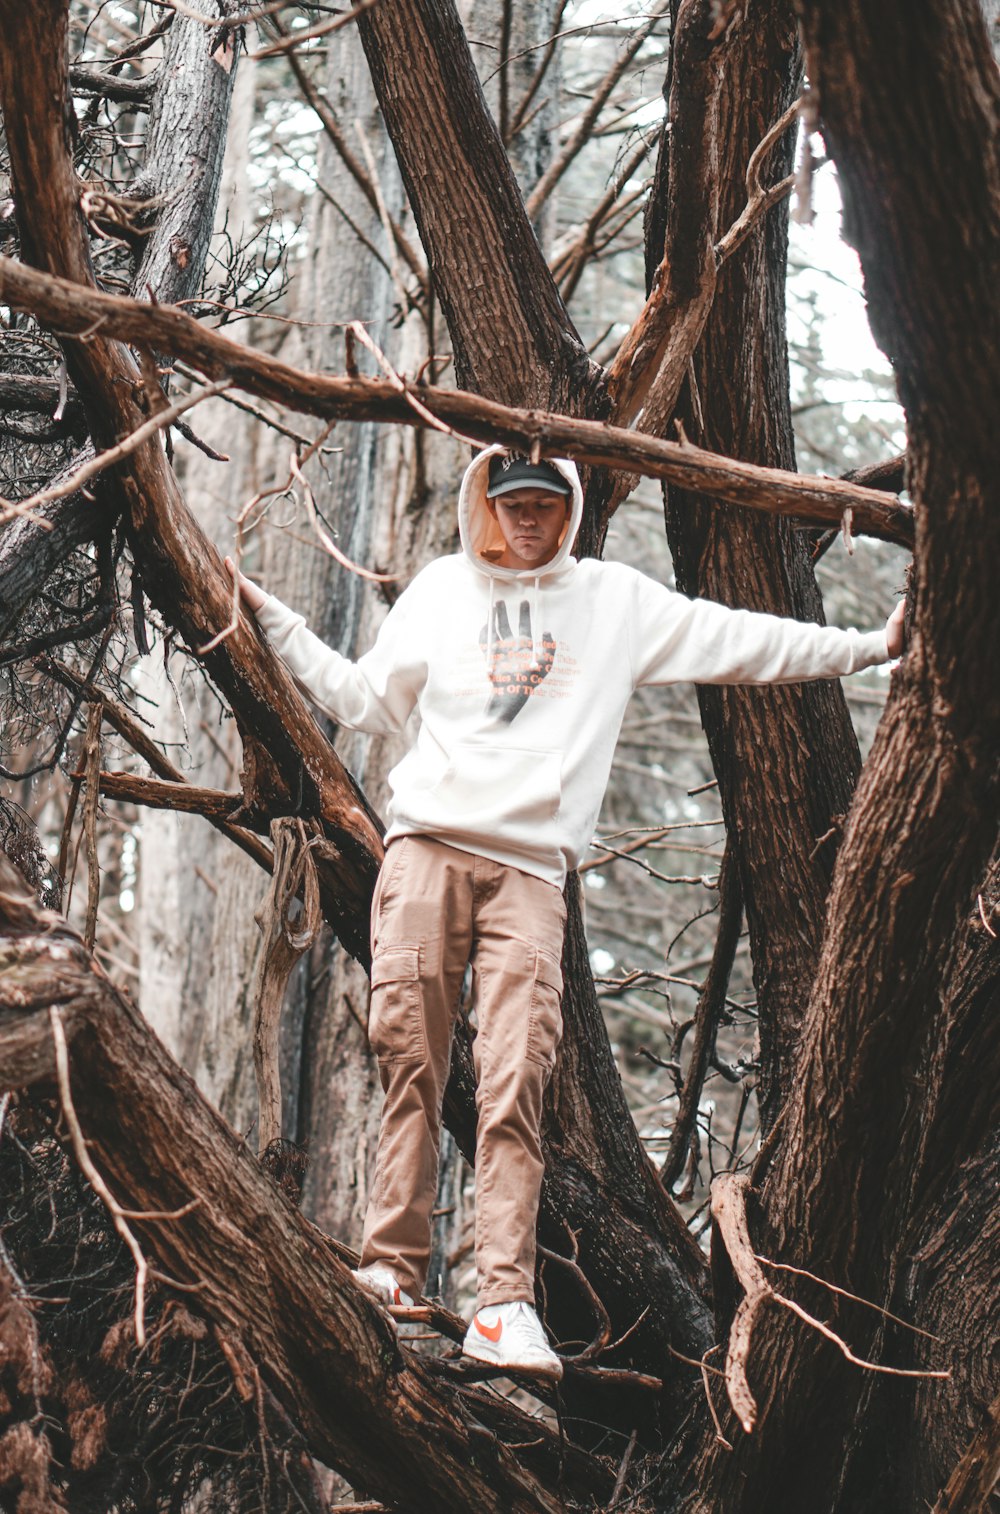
0,257,915,547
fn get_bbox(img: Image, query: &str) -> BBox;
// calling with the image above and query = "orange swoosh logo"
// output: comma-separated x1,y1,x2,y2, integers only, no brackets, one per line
475,1315,503,1342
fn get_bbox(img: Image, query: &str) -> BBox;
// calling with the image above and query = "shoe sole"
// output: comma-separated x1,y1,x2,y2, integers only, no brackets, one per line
462,1341,563,1381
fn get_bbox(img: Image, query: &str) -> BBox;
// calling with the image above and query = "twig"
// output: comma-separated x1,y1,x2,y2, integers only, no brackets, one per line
539,1221,611,1362
346,320,479,446
42,661,273,875
753,1255,941,1341
609,1428,639,1505
250,0,384,58
524,0,671,220
289,448,398,585
50,1007,149,1347
277,29,426,289
773,1294,949,1381
712,1173,949,1436
714,100,801,266
662,846,742,1188
978,893,997,938
81,702,104,951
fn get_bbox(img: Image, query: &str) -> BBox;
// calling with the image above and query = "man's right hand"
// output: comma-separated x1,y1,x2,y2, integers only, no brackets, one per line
224,556,267,613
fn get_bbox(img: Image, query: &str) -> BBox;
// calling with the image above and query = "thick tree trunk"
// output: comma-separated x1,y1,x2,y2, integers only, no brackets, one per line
671,2,1000,1506
357,0,598,412
656,0,866,1129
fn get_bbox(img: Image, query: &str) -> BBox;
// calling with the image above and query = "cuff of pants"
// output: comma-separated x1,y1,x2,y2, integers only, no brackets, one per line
475,1286,536,1312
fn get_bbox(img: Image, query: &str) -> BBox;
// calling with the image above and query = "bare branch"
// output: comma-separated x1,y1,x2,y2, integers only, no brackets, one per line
0,257,915,548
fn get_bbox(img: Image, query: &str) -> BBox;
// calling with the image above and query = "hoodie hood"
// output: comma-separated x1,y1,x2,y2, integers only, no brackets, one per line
458,445,584,581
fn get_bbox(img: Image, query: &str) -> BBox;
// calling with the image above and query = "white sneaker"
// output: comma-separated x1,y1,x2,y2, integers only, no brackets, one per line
353,1263,414,1309
462,1301,563,1380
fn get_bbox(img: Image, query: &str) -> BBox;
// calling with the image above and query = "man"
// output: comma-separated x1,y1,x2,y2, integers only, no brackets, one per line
229,446,905,1380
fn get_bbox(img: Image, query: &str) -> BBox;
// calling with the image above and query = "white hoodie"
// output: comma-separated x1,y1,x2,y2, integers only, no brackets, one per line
255,446,889,887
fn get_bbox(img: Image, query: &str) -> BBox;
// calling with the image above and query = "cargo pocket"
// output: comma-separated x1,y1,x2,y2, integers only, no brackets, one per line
369,944,425,1063
525,948,564,1071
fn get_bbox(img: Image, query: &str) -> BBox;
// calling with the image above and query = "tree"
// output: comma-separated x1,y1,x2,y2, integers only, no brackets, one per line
0,0,996,1510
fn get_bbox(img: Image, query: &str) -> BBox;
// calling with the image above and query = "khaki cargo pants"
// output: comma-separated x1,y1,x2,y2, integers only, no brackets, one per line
359,836,567,1311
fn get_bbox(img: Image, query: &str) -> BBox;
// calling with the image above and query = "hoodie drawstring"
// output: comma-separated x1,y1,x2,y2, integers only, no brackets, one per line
487,576,497,670
532,575,541,663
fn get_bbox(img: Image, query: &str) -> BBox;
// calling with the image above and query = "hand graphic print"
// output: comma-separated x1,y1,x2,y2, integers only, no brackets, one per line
480,598,557,723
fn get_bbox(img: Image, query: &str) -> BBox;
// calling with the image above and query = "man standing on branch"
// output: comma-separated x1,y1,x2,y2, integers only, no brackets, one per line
227,446,906,1380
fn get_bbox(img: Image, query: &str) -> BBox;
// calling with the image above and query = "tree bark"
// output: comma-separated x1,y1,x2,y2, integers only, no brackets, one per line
654,0,870,1129
0,6,241,637
357,0,599,412
672,1,1000,1505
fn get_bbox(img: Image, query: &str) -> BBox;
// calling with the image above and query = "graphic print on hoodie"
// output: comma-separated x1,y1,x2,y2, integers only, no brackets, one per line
480,599,557,723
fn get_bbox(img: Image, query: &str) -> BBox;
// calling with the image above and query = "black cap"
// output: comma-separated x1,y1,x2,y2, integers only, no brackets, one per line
486,453,572,498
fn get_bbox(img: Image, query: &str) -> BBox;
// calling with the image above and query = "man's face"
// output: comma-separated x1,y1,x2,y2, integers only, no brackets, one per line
487,488,570,571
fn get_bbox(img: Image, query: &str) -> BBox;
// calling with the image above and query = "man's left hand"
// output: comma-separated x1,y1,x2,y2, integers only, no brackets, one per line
886,599,907,659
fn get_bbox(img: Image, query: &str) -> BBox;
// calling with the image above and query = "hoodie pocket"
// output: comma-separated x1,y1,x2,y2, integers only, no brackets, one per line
433,744,562,830
369,944,426,1063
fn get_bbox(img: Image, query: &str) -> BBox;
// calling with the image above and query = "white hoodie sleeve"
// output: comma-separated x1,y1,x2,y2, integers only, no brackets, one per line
255,590,423,734
627,571,889,688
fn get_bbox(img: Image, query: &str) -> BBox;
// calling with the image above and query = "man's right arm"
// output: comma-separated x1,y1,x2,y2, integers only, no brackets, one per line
227,559,421,734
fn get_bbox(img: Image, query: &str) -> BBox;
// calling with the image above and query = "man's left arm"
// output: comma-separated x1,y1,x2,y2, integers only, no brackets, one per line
629,572,906,689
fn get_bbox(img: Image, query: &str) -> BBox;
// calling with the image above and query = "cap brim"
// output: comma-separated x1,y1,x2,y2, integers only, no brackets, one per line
486,475,572,498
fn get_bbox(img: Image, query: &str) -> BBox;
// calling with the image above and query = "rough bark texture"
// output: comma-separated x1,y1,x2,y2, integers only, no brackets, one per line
657,0,868,1130
357,0,598,412
671,1,1000,1506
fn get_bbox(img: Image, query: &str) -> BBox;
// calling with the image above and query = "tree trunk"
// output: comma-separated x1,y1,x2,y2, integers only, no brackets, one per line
657,0,865,1129
672,1,1000,1505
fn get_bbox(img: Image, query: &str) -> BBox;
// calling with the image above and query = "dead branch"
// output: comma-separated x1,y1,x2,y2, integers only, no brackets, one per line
79,769,243,821
605,0,727,433
277,29,427,292
553,134,654,304
50,1007,149,1347
662,845,742,1189
80,702,103,951
0,258,914,547
251,0,386,58
711,1174,949,1437
0,379,230,528
45,664,274,873
714,99,800,266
